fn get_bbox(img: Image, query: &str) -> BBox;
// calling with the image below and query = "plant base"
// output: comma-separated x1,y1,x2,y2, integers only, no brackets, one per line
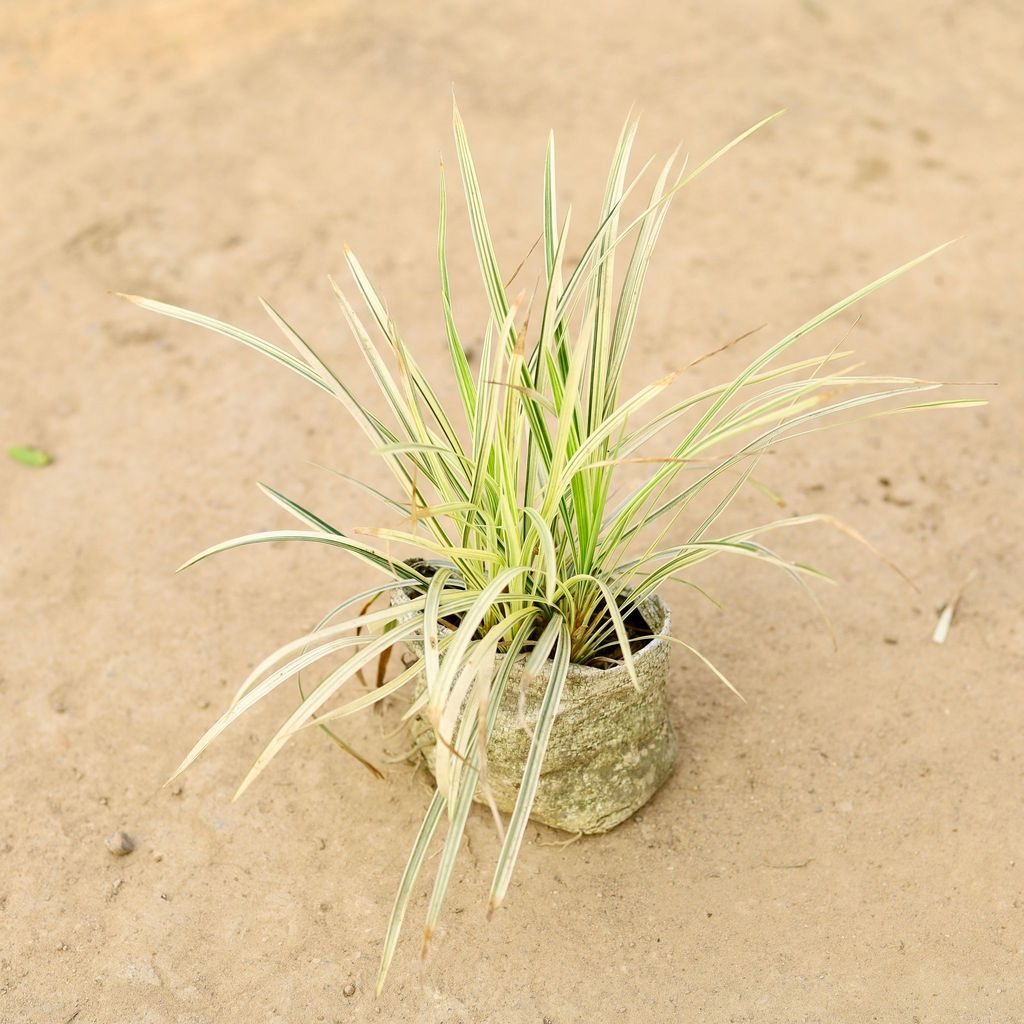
406,594,678,834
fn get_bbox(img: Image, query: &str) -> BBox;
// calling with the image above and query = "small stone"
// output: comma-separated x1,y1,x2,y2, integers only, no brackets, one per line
152,851,164,863
342,983,356,997
105,831,134,856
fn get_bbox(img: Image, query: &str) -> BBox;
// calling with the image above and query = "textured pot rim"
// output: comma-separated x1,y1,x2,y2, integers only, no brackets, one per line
566,590,671,680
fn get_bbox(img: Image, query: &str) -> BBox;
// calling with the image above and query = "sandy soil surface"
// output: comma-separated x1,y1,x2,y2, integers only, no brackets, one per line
2,2,1022,1021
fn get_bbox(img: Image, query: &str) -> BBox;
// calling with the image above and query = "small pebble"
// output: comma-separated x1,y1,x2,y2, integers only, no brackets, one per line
343,983,356,997
105,831,134,856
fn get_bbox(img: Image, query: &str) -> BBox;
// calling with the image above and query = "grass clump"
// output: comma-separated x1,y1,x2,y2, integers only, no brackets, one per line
124,102,981,992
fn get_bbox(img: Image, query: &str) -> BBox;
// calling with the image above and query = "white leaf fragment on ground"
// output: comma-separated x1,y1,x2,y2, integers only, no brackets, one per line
932,603,955,645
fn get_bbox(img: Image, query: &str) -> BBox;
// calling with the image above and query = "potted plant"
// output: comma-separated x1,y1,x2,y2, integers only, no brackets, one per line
124,103,980,992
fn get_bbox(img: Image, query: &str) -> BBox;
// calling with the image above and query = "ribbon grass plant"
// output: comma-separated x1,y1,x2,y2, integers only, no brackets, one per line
123,102,981,993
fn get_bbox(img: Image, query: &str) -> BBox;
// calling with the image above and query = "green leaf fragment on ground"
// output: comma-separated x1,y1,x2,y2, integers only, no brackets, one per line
8,445,53,467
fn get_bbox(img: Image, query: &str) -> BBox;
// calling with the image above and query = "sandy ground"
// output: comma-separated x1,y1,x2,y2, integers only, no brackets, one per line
2,2,1023,1021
